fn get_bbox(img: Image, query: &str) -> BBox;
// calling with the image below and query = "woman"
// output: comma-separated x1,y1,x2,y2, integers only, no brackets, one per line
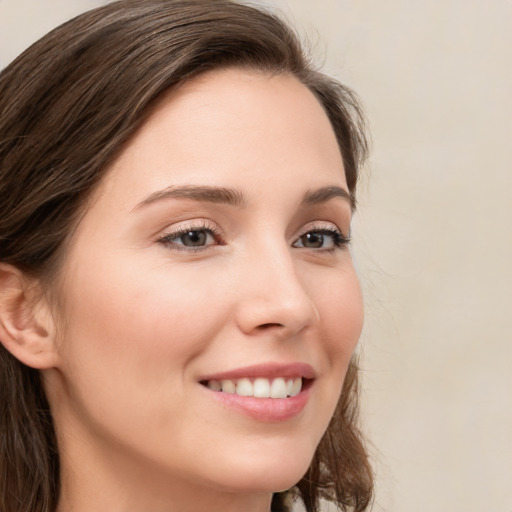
0,1,373,511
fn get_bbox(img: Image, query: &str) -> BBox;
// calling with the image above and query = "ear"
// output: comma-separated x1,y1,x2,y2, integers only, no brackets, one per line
0,263,59,369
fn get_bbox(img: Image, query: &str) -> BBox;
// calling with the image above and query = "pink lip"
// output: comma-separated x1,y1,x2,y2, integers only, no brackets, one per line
198,362,316,382
204,386,312,422
198,362,315,423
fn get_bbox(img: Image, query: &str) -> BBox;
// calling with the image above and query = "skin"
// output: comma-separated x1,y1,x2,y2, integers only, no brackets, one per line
40,68,364,512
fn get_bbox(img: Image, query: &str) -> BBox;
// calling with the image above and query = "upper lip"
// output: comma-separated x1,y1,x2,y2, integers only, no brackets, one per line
198,362,316,382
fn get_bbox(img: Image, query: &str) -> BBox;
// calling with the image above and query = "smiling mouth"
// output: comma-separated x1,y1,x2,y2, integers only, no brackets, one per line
200,377,312,399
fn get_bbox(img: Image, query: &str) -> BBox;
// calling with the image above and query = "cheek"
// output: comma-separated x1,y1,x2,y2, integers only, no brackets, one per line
58,259,224,372
302,264,363,434
314,264,364,362
51,257,236,459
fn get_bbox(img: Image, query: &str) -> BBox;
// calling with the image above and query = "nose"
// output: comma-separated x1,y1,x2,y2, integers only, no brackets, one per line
235,242,320,338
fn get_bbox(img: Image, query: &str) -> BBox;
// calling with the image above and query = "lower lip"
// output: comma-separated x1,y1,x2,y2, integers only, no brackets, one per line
202,384,312,423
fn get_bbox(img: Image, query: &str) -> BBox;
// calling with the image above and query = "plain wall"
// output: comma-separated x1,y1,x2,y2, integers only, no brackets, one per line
1,1,511,511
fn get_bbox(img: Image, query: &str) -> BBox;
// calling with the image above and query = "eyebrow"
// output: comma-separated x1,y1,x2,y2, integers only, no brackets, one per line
132,185,247,211
301,186,355,210
133,184,354,211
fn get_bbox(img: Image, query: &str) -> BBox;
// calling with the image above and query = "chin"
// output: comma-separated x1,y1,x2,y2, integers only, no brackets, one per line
208,441,315,494
220,467,308,495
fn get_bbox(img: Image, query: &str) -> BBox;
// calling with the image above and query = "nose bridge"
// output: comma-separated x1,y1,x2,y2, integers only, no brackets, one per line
235,236,319,336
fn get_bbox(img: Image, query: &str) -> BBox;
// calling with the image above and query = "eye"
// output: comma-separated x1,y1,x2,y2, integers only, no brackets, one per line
171,229,214,247
157,222,222,250
293,227,350,251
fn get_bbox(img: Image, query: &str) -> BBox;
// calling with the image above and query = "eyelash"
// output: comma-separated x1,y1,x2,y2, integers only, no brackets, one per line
292,226,351,252
156,221,224,252
156,222,350,253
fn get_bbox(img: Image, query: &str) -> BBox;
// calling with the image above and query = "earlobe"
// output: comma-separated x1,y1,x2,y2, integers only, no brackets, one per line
0,263,59,369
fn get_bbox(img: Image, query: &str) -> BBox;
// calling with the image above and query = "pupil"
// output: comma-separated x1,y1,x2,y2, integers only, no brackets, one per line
183,230,207,246
304,232,323,248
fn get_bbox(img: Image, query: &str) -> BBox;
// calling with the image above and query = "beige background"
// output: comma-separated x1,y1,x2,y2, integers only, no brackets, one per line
1,1,511,511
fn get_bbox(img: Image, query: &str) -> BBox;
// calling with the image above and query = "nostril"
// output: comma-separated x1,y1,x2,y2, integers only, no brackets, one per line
258,323,284,330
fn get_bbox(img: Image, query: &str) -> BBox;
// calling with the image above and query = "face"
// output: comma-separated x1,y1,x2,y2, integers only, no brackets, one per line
45,69,363,504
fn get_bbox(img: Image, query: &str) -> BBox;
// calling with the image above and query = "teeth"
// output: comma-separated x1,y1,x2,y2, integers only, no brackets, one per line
235,378,253,396
289,378,302,397
270,377,288,398
253,378,270,398
221,380,236,394
207,377,303,398
207,380,222,391
286,378,294,395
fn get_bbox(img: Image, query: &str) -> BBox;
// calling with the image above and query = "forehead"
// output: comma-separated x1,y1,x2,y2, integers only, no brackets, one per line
93,68,347,210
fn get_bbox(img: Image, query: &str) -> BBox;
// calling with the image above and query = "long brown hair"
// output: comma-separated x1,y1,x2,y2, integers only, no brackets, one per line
0,1,372,511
